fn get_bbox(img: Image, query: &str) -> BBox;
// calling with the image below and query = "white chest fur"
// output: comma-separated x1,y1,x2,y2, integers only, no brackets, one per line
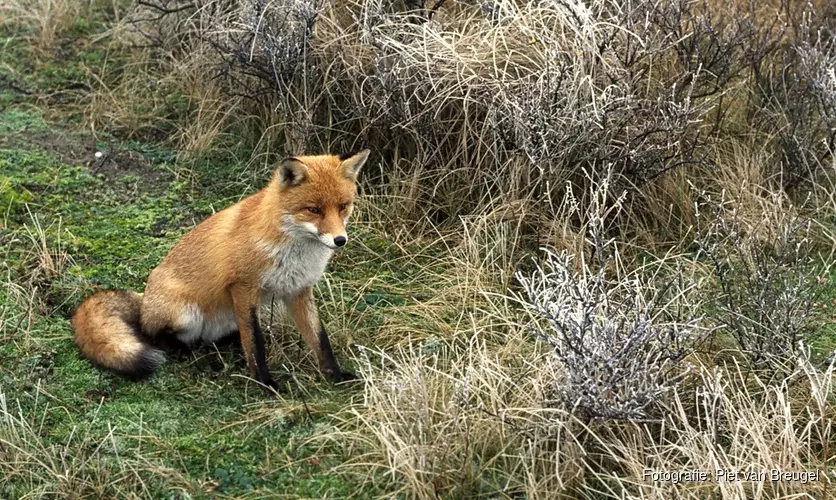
258,237,333,299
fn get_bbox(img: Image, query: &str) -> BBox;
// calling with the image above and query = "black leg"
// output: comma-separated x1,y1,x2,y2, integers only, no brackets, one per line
319,320,357,383
208,329,242,348
250,307,277,391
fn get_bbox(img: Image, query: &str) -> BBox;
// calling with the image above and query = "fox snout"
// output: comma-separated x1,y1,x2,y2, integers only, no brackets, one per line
317,231,348,249
282,215,350,249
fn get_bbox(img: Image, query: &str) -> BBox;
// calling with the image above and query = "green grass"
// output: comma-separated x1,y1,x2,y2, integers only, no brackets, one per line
0,104,419,495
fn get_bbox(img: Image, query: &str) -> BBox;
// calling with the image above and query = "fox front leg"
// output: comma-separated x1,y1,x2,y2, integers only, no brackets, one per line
231,284,277,392
287,288,357,383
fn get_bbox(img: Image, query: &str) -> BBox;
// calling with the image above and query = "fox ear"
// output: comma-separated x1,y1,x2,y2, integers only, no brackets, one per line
276,157,308,188
339,149,370,180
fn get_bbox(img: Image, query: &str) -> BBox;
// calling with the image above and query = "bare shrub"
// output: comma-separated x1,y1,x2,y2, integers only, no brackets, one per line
517,249,701,421
515,168,707,421
749,8,836,190
792,23,836,181
696,188,831,376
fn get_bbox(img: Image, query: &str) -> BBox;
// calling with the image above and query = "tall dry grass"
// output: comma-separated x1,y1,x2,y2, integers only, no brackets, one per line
0,0,81,48
108,0,834,227
323,328,834,498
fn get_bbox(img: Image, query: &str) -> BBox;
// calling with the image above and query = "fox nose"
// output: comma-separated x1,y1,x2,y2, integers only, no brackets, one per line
334,236,347,247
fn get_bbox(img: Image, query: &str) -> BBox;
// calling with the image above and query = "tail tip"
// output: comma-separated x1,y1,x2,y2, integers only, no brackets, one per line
124,347,165,380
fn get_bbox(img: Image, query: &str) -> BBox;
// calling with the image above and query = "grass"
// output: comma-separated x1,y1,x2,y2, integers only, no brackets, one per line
0,100,453,494
0,23,474,494
1,0,835,498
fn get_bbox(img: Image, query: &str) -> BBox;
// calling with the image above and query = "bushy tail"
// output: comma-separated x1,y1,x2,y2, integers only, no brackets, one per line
71,290,164,378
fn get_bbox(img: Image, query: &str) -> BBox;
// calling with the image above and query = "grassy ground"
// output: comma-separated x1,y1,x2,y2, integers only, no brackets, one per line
0,16,417,497
2,1,835,499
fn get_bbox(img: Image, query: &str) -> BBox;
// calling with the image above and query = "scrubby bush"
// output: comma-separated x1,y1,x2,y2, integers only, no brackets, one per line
754,14,835,190
696,188,830,376
515,169,707,420
517,248,700,421
117,0,835,223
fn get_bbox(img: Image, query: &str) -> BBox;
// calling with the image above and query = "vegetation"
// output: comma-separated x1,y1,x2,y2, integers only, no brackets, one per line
0,0,834,497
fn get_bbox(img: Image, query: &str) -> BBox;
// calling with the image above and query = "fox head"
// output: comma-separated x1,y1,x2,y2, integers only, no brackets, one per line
273,150,369,249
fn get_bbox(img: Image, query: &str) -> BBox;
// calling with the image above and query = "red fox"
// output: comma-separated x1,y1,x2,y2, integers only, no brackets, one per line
71,150,370,391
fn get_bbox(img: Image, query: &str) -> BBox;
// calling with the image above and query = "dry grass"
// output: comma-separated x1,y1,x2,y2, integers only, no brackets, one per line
322,330,835,498
323,333,566,498
21,209,71,288
0,389,192,498
0,0,80,48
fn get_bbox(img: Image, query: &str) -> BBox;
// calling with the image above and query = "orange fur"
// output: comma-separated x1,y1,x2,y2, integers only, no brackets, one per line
71,150,370,391
71,290,164,377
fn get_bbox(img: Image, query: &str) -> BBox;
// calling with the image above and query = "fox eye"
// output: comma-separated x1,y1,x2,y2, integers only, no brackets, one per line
306,207,321,214
339,203,348,211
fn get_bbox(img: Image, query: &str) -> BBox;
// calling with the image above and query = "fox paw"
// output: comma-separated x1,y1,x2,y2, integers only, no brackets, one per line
334,371,360,384
257,377,282,396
